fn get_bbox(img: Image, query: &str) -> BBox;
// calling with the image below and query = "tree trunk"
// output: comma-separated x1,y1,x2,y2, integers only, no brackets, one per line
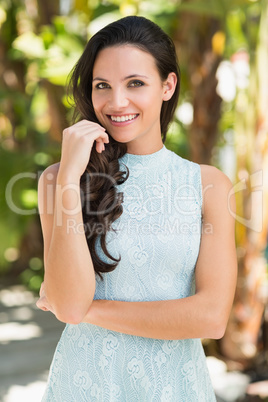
36,0,60,25
174,12,223,164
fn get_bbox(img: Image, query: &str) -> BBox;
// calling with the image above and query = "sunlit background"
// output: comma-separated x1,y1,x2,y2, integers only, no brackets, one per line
0,0,268,401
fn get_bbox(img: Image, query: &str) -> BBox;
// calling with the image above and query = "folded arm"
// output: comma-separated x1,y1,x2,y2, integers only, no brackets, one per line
82,165,237,340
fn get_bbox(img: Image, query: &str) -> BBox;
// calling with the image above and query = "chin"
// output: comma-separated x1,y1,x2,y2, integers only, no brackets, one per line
109,133,134,144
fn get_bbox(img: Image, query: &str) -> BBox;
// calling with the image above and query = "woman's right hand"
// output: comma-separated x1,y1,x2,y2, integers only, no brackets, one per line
36,282,54,314
59,119,109,179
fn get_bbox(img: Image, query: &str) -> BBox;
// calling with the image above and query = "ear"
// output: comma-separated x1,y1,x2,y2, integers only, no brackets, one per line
162,72,177,101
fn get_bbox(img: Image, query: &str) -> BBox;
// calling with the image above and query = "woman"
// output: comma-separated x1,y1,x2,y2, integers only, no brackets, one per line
37,15,237,401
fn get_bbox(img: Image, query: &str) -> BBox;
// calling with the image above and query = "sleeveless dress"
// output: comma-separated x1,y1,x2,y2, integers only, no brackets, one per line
41,145,216,402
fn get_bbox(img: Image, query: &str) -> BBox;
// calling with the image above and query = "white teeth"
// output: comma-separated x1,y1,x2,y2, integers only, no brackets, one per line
110,114,137,122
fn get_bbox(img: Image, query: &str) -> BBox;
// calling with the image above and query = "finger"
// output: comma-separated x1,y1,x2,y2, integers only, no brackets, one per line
73,120,106,131
63,124,106,140
82,130,109,143
38,302,50,312
36,300,46,311
96,140,104,153
71,129,109,146
82,120,106,131
64,124,109,144
36,296,52,311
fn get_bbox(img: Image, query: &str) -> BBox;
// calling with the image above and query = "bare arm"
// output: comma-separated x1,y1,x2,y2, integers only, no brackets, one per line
83,165,237,339
38,120,109,324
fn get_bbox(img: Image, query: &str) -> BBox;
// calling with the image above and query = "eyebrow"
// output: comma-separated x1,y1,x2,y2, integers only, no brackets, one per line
92,74,149,82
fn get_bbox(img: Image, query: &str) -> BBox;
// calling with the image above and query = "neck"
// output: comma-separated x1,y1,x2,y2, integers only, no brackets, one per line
126,137,163,155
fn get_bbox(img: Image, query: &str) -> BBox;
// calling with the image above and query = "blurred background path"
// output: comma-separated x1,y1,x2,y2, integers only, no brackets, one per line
0,284,64,402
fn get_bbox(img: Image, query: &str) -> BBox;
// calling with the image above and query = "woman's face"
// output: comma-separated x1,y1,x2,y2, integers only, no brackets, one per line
92,45,176,154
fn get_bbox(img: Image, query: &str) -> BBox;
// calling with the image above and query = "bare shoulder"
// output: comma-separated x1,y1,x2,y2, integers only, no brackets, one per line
199,164,236,219
200,164,233,191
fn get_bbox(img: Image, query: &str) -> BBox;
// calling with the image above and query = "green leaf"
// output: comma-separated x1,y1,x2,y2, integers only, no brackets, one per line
12,32,46,59
40,28,55,49
55,34,84,54
39,51,81,85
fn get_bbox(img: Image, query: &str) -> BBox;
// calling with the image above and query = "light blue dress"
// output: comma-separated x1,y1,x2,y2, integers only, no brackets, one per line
42,145,216,401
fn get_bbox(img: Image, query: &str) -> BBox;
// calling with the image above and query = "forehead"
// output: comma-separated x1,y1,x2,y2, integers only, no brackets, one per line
93,45,159,77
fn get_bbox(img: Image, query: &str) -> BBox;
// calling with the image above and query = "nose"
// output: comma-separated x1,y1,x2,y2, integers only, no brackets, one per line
108,88,129,110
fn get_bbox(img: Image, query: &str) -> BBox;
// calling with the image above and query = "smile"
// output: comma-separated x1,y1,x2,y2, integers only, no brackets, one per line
108,114,139,122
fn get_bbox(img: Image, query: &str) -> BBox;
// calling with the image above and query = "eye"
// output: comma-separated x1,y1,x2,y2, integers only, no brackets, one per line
95,82,110,89
128,80,144,88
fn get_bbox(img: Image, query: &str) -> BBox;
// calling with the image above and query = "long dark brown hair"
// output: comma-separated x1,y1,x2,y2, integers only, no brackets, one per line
68,16,180,279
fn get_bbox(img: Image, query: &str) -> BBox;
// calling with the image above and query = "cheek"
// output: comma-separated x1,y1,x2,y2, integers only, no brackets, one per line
133,96,153,113
134,89,163,111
